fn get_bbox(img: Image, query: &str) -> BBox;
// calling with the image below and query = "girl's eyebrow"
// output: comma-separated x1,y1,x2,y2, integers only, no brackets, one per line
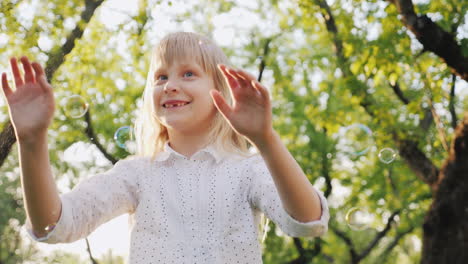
153,63,201,78
178,62,201,71
153,67,164,76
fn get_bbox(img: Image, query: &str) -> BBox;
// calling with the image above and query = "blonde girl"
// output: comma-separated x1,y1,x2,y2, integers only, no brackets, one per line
1,32,329,264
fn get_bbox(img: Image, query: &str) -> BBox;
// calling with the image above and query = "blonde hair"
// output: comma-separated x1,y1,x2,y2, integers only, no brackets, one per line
133,32,252,161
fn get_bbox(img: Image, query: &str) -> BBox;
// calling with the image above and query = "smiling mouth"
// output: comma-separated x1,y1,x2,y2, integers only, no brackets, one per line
163,102,190,108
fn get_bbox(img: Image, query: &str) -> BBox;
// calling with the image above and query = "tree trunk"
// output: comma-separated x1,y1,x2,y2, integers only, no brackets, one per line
421,113,468,264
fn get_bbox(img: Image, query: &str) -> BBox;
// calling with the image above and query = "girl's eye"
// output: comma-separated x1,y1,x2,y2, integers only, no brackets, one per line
157,75,168,81
184,72,194,77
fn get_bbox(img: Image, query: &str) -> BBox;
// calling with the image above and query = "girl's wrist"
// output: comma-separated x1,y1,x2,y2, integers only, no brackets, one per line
17,130,48,149
251,128,277,152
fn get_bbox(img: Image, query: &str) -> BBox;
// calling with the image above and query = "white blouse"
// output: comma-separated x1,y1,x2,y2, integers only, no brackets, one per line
25,143,330,263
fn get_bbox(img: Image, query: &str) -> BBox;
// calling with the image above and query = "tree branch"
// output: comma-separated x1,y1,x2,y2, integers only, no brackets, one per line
429,101,449,152
383,225,415,256
358,210,401,260
293,237,306,256
420,107,434,131
84,110,117,165
321,141,333,198
397,139,439,190
44,0,105,82
310,0,378,120
0,121,15,167
389,82,410,105
257,34,280,82
85,237,99,264
0,0,107,169
387,0,468,80
330,225,359,263
449,74,458,129
306,0,439,192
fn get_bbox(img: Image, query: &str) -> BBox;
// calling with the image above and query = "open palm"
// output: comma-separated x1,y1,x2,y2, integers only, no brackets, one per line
1,57,55,141
211,64,273,145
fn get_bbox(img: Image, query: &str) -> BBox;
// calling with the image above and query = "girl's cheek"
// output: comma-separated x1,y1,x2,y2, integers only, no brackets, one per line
152,86,162,98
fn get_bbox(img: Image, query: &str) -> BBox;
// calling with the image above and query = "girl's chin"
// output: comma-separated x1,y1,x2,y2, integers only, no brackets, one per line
162,120,193,131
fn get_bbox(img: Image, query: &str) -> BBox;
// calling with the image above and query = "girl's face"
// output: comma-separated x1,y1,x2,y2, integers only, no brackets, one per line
152,59,217,133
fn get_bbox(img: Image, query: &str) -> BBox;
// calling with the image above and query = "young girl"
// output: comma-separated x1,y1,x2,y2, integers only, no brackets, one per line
1,32,329,263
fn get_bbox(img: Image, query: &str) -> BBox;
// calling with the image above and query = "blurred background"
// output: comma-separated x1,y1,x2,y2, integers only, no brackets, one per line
0,0,467,263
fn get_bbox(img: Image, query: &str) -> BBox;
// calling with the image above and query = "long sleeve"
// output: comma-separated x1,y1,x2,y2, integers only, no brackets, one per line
247,155,329,238
24,157,144,243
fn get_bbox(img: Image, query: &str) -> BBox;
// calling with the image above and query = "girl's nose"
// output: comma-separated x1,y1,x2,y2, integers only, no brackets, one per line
163,81,178,93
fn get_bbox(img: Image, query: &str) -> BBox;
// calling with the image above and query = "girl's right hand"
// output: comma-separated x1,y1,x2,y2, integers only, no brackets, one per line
1,56,56,143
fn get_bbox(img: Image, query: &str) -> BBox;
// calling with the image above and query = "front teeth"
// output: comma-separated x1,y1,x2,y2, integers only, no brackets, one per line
165,103,188,108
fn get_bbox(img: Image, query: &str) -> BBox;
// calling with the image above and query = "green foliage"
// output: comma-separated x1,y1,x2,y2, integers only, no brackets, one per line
0,0,466,262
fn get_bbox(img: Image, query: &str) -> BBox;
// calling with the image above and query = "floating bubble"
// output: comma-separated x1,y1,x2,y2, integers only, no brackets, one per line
340,124,373,156
378,148,397,164
345,207,373,231
63,95,88,118
114,126,136,153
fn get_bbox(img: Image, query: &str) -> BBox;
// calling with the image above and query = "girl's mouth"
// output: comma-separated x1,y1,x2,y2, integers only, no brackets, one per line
163,102,190,108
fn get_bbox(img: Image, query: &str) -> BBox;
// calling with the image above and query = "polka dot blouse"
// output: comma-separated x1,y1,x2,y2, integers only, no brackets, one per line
25,143,329,263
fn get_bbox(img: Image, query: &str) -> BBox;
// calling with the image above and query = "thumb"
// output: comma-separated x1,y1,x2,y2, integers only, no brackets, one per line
210,90,232,120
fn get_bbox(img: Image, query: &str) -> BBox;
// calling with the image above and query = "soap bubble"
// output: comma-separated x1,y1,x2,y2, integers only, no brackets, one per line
378,148,397,164
63,95,88,118
114,126,136,153
345,207,373,231
340,124,373,156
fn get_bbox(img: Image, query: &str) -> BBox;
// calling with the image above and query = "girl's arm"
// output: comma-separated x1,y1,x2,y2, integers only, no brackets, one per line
1,57,61,237
211,64,323,223
253,129,322,222
19,134,62,238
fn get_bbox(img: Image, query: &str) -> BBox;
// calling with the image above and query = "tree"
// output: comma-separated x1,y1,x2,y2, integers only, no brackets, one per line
0,0,147,262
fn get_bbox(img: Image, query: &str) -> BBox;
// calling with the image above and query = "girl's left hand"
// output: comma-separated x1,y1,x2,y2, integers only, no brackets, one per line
210,64,273,146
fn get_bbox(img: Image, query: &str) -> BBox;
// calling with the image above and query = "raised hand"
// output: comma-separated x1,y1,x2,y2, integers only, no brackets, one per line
1,56,55,142
210,64,273,146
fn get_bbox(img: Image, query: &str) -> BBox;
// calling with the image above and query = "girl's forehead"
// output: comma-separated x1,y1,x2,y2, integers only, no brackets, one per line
154,60,203,71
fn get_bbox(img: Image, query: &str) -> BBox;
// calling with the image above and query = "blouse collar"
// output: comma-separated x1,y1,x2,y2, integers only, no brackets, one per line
154,142,225,164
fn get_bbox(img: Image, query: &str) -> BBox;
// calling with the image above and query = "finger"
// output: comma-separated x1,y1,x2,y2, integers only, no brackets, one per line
251,79,270,99
20,56,35,83
236,69,264,96
32,62,51,93
218,64,241,92
10,57,24,87
1,73,13,98
210,89,233,120
31,61,45,76
236,69,257,82
227,68,250,88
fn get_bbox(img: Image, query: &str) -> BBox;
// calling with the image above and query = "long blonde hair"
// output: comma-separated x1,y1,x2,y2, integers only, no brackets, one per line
133,32,251,161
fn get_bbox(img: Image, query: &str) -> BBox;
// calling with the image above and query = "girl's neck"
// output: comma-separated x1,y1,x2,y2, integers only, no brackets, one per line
167,130,212,158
